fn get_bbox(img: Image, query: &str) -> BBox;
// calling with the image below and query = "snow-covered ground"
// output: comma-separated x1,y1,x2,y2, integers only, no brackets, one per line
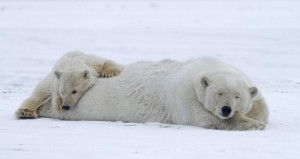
1,0,300,158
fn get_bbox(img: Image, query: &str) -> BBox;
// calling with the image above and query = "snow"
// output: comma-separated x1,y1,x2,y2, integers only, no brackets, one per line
0,0,300,158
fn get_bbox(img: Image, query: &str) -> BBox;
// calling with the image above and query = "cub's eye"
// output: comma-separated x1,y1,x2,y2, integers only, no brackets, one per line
236,96,240,99
72,90,77,94
217,93,223,96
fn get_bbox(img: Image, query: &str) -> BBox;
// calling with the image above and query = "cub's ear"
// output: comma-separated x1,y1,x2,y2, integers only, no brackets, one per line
249,87,258,99
201,76,210,88
54,71,63,79
82,70,90,78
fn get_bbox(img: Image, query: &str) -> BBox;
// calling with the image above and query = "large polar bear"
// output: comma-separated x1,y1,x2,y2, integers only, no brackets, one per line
37,57,269,130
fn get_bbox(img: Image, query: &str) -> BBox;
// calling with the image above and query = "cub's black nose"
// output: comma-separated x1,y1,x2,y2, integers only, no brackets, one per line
62,105,70,110
221,106,232,117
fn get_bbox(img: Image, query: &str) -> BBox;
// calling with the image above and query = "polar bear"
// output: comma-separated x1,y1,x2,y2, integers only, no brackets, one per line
35,57,268,130
16,51,122,119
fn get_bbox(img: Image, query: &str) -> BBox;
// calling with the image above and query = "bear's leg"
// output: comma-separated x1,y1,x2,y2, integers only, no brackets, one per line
220,112,266,130
16,74,52,119
16,98,39,119
246,99,269,124
83,54,122,78
201,112,265,131
36,99,53,118
97,60,122,78
52,93,63,112
16,94,50,119
201,112,265,130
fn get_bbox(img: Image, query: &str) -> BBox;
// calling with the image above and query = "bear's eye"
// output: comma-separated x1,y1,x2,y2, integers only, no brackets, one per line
217,93,223,96
236,96,240,99
72,90,77,94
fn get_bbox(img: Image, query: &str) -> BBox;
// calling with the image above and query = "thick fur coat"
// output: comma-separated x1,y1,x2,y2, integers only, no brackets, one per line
15,51,122,118
38,57,269,130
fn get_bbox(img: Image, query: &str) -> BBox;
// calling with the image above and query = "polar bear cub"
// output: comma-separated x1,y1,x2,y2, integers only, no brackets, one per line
16,51,122,119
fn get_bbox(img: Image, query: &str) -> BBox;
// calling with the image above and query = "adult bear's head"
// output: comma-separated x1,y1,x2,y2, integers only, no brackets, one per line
194,74,257,119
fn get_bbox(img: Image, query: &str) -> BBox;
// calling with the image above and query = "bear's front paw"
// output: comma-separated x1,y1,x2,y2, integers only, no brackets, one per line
233,120,265,131
15,108,38,119
100,68,121,78
100,60,122,78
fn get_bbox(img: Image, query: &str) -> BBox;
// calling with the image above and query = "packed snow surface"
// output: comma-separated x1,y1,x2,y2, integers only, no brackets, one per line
0,0,300,159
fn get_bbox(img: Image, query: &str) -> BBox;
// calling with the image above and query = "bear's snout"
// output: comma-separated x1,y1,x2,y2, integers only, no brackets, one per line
62,105,71,110
221,106,232,117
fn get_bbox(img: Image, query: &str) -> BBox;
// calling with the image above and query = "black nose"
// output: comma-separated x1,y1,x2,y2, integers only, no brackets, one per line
221,106,232,117
62,105,70,110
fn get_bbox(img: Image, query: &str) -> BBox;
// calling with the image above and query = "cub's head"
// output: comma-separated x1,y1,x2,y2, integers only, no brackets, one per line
54,69,96,110
195,76,257,119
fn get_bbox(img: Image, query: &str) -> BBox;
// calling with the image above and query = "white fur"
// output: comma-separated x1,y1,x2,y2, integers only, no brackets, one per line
38,57,269,130
15,51,122,118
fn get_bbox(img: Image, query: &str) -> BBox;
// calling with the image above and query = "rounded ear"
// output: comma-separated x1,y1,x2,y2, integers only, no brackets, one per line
201,76,210,88
249,87,258,99
82,70,90,78
54,71,63,79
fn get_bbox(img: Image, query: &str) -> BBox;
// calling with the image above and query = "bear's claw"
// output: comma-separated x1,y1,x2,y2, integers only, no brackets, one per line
16,108,38,119
100,72,114,78
100,68,121,78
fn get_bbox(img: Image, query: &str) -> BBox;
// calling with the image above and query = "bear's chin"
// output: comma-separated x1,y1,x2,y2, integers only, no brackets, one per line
213,111,234,120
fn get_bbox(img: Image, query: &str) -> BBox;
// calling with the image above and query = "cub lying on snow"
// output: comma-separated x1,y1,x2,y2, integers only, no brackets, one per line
16,51,122,119
18,56,269,131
